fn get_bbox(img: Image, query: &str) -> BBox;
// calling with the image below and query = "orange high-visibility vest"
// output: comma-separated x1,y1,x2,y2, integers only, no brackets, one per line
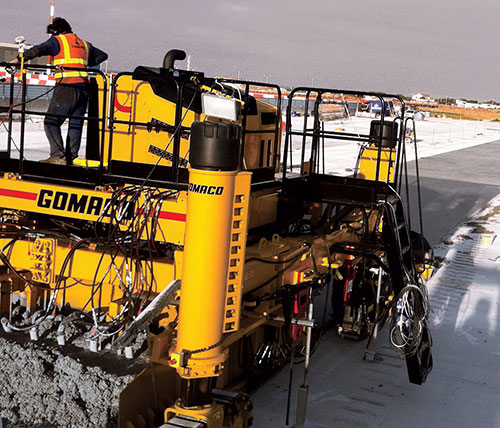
53,33,89,84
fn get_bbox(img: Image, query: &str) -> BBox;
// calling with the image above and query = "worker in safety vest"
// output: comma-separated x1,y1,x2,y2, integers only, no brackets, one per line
11,17,108,165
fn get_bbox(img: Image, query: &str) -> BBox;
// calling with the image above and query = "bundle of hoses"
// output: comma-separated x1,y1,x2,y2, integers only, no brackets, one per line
389,283,430,358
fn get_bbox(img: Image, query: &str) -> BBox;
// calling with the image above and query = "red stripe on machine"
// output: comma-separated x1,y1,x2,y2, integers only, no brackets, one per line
114,94,132,113
0,188,38,200
158,211,186,222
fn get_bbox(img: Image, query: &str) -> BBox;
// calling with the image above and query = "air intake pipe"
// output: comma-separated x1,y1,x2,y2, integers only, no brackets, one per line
163,49,187,69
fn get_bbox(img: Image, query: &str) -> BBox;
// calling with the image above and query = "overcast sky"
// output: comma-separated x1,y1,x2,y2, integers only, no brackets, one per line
2,0,499,100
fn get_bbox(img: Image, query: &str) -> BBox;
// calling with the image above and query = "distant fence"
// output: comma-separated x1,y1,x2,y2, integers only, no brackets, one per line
0,83,51,112
0,66,55,112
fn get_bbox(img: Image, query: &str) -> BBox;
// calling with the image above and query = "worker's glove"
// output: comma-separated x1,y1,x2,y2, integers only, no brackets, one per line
5,65,16,75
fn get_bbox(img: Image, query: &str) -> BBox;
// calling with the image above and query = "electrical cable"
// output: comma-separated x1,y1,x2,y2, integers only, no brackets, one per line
0,252,40,287
389,283,429,357
187,333,228,355
82,185,180,337
243,250,311,299
0,78,222,341
0,238,90,332
132,86,198,190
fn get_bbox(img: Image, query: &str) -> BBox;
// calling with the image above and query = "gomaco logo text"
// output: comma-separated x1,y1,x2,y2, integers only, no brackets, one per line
36,189,133,220
189,183,224,196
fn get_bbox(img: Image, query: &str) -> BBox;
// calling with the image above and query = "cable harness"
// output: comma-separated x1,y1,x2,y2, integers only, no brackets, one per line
389,281,430,358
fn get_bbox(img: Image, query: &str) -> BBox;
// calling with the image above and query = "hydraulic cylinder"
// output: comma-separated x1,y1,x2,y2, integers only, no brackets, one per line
170,121,241,405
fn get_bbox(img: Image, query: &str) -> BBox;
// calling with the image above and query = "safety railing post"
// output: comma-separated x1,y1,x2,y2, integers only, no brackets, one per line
19,70,27,175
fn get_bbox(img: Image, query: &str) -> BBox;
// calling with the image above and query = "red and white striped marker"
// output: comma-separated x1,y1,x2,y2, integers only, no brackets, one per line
0,67,56,86
50,0,55,22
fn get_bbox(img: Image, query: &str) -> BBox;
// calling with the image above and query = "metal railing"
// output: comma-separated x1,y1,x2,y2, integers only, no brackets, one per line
282,87,407,187
0,62,108,183
0,63,284,189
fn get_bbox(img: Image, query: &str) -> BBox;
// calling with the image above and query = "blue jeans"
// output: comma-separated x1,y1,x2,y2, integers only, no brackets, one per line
44,83,89,160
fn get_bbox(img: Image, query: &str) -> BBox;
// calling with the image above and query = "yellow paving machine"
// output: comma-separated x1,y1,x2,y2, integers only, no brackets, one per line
0,50,433,427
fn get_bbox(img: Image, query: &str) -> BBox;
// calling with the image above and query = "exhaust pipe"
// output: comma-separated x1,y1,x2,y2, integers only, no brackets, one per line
163,49,187,69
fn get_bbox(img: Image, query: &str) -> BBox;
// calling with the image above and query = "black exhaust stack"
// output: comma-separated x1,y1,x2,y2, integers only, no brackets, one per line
163,49,187,69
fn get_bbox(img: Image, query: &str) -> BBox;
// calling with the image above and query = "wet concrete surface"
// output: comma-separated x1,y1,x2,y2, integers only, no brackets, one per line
0,330,146,428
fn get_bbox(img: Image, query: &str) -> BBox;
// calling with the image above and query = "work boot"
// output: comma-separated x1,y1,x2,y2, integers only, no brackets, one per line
40,157,66,165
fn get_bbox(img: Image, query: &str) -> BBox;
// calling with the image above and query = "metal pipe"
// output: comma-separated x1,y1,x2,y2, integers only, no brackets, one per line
267,315,315,328
374,95,384,183
107,72,133,176
295,287,314,427
7,72,15,155
172,80,183,181
282,91,293,179
98,73,108,185
19,71,27,173
46,0,55,73
303,289,314,380
300,91,311,172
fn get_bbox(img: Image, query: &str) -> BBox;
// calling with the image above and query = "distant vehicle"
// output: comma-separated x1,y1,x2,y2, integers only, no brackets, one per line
405,109,425,121
369,99,394,117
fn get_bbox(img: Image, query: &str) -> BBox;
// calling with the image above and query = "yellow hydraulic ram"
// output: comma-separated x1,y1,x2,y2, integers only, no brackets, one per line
167,121,250,427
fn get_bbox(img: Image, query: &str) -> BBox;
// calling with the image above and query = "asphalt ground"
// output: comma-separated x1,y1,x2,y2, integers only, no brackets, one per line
405,139,500,245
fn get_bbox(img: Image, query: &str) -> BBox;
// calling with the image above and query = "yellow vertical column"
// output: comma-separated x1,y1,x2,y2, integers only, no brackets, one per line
175,168,237,371
169,121,243,383
166,121,244,426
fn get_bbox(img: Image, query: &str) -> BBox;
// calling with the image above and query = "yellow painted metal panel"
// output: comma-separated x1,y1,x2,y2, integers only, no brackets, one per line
0,237,175,311
108,75,199,166
223,171,251,333
0,175,187,245
358,145,396,182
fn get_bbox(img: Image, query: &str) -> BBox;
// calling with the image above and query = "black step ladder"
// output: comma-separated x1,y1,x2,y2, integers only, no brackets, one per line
364,193,413,360
383,193,432,385
384,194,415,293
